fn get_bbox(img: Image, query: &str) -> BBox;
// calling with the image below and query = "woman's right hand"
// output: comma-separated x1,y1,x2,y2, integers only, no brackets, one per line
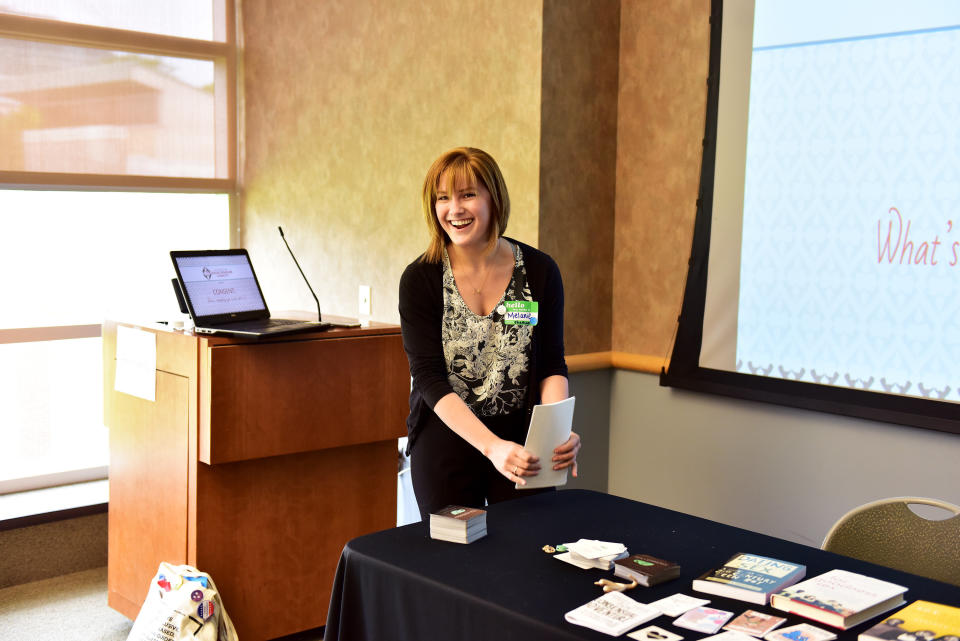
486,438,540,485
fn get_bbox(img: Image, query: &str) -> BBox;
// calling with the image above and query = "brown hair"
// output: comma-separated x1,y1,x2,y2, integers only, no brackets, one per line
420,147,510,263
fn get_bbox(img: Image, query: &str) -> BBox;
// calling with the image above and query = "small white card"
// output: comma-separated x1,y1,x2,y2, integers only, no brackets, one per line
673,606,734,634
764,624,837,641
648,593,711,617
516,396,575,489
629,625,684,641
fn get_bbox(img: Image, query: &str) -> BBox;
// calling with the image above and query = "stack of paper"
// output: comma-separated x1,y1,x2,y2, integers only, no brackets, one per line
565,591,660,636
555,539,628,570
429,505,487,544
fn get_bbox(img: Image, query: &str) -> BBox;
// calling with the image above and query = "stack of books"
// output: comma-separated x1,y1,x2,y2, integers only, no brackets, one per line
429,505,487,544
613,554,681,586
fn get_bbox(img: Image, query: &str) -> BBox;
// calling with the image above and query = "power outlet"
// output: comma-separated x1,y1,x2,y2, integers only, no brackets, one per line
358,285,372,317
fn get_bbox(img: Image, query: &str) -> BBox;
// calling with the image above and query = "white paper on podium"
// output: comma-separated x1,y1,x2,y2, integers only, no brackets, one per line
515,396,575,489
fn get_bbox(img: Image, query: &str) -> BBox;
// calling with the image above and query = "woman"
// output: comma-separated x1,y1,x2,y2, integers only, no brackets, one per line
399,147,581,521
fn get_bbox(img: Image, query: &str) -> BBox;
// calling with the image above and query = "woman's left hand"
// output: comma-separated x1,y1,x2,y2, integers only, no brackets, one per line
552,431,581,477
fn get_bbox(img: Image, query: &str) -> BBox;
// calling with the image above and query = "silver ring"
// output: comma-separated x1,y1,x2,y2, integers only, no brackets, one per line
513,465,519,475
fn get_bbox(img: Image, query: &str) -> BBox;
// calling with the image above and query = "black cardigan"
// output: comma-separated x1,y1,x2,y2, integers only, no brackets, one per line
398,238,568,451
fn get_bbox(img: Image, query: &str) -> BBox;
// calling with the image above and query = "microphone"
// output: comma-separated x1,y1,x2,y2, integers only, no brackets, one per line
278,226,323,323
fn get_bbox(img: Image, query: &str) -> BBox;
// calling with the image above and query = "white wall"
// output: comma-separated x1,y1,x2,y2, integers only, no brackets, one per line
608,370,960,548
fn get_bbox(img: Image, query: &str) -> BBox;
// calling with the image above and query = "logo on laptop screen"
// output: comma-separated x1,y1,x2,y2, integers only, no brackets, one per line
201,266,233,280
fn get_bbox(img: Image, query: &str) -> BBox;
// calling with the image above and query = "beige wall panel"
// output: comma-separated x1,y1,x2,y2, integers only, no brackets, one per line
539,0,619,355
613,0,709,357
239,0,543,324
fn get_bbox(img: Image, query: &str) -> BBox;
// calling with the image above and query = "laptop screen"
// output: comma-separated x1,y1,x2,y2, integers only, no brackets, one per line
172,251,267,318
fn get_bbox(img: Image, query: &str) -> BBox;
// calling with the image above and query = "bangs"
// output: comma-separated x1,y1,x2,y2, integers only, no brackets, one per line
436,158,478,194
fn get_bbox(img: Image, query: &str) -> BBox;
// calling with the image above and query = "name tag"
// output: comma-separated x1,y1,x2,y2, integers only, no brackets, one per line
502,300,538,325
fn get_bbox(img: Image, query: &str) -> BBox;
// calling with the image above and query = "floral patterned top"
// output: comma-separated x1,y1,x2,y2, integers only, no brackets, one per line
441,242,532,417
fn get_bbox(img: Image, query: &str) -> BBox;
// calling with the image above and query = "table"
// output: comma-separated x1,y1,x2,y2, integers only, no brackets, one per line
325,489,960,641
103,319,408,640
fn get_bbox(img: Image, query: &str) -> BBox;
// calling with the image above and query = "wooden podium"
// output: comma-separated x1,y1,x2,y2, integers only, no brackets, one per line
102,319,409,640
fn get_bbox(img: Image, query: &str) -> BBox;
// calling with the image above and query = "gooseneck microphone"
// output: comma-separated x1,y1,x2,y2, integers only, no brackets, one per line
278,226,323,323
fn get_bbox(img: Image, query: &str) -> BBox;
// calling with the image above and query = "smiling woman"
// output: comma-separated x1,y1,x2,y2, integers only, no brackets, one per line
398,147,581,521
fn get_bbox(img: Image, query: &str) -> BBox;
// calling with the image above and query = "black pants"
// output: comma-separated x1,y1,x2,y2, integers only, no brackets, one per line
410,412,553,522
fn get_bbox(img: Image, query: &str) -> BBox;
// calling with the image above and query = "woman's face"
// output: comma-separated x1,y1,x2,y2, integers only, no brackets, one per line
435,170,493,252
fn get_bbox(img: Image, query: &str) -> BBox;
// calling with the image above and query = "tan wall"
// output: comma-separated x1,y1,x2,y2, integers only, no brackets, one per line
238,0,708,362
239,0,543,322
538,0,619,355
613,0,709,359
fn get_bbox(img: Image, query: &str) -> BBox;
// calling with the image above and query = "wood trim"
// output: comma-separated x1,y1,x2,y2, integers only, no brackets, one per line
0,172,233,192
566,351,668,375
0,324,100,344
0,13,230,57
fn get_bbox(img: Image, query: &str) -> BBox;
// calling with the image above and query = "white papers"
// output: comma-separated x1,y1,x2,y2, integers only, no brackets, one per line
649,593,711,617
516,396,575,489
565,591,660,636
555,539,628,570
114,325,156,401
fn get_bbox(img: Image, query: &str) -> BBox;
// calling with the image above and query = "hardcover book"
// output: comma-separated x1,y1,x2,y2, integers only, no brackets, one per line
614,554,682,587
693,553,807,605
859,600,960,641
769,569,907,630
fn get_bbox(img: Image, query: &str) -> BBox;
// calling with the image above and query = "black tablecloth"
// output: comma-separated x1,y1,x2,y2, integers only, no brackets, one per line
325,490,960,641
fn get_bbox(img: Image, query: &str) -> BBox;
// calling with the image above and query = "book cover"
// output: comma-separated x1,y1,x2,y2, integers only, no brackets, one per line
770,569,907,630
725,610,787,636
615,554,682,586
859,600,960,641
765,623,838,641
693,553,807,605
674,606,735,634
564,591,661,637
430,505,486,524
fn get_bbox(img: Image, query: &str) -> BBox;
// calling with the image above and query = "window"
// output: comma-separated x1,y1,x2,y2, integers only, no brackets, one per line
0,2,236,494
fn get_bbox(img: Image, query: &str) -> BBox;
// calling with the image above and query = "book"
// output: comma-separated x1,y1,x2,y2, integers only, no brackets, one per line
765,623,837,641
564,591,661,636
674,606,735,634
859,600,960,641
724,610,787,637
769,569,907,630
693,553,807,605
429,505,487,543
614,554,682,587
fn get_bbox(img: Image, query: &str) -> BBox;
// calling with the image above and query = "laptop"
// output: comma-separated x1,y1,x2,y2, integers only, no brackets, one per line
170,249,331,337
